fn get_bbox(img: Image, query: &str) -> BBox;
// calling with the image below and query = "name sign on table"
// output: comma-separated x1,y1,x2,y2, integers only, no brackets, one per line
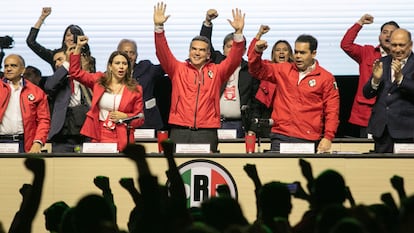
82,143,118,153
175,144,211,154
280,143,315,154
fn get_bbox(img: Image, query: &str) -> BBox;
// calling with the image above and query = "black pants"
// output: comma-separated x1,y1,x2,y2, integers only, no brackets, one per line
374,126,414,153
269,133,316,153
170,127,218,153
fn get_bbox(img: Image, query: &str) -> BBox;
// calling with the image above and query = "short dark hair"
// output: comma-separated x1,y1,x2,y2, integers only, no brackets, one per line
296,34,318,52
381,21,400,32
222,33,247,49
191,35,211,51
25,65,42,77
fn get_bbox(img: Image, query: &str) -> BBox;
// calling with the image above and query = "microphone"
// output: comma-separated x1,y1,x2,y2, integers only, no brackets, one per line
251,118,274,126
240,105,249,112
116,113,144,124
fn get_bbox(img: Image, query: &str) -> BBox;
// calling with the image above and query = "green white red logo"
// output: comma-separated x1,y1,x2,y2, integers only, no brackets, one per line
177,159,238,207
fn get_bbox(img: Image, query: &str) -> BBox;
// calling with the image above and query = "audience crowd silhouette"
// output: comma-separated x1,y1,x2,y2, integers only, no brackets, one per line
2,141,414,233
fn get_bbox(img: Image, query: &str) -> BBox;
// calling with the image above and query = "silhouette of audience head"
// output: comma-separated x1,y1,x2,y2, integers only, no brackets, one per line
312,169,346,209
398,194,414,233
43,201,70,232
201,196,249,232
73,194,117,233
60,207,76,233
329,217,368,233
315,204,349,233
258,181,292,220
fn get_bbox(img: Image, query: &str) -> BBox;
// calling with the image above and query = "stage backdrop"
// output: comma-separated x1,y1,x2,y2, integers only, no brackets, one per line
1,0,413,76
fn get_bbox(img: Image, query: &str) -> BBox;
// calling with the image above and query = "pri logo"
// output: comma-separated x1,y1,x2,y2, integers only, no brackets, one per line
177,159,238,207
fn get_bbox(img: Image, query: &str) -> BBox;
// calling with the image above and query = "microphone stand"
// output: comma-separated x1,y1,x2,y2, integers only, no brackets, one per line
125,121,134,145
256,121,262,153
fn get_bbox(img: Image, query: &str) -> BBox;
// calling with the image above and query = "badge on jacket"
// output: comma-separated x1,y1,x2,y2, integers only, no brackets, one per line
308,79,316,87
208,70,213,79
27,94,35,101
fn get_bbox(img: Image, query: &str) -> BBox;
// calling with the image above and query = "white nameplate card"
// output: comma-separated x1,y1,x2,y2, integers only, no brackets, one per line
217,129,237,139
175,144,210,153
82,143,118,153
134,129,155,139
0,143,19,153
280,143,315,154
394,143,414,154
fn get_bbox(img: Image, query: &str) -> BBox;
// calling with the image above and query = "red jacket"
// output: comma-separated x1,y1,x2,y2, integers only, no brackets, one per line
0,78,50,152
340,23,380,127
69,54,144,150
155,31,244,128
248,45,340,141
248,38,276,108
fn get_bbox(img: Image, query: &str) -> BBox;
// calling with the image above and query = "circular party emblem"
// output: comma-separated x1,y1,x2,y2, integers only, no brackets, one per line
175,159,238,207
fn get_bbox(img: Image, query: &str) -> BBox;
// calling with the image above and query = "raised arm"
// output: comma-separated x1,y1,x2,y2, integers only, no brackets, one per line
340,14,373,63
26,7,55,69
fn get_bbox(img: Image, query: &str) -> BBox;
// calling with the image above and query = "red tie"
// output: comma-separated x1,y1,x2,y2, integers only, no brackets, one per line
69,76,74,93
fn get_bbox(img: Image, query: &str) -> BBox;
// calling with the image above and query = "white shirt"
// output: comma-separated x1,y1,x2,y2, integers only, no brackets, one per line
0,80,24,135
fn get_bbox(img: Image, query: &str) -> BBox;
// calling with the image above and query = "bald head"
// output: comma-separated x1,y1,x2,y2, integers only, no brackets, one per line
4,54,26,83
390,28,413,61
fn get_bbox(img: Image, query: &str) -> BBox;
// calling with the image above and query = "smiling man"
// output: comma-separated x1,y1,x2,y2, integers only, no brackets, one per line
248,34,340,153
363,28,414,153
153,2,245,152
0,54,50,153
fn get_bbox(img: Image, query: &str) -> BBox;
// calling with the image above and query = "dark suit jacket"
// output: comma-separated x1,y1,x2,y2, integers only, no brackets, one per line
363,53,414,139
133,60,167,130
44,66,72,140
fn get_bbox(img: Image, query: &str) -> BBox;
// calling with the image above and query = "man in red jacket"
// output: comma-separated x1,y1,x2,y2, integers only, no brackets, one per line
248,35,340,153
0,54,50,153
341,14,399,137
153,2,245,152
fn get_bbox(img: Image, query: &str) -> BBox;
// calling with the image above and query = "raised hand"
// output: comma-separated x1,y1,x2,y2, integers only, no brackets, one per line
153,2,170,26
227,8,245,34
25,157,45,175
255,40,268,53
74,35,88,55
119,177,136,191
358,14,374,25
255,25,270,40
94,176,111,192
390,175,406,199
205,9,218,25
243,163,262,188
40,7,52,19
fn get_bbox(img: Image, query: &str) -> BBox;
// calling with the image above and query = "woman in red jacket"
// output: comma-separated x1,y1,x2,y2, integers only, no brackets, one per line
69,35,144,151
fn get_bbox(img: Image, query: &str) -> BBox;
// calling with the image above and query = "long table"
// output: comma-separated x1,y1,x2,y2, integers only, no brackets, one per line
1,150,412,233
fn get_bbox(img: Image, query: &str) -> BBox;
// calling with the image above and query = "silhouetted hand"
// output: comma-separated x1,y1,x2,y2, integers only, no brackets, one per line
243,163,259,180
161,139,174,159
24,156,45,176
292,181,310,201
299,158,313,181
122,144,151,177
119,178,135,191
391,175,404,192
391,175,406,200
381,192,399,213
94,176,111,192
243,163,262,188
